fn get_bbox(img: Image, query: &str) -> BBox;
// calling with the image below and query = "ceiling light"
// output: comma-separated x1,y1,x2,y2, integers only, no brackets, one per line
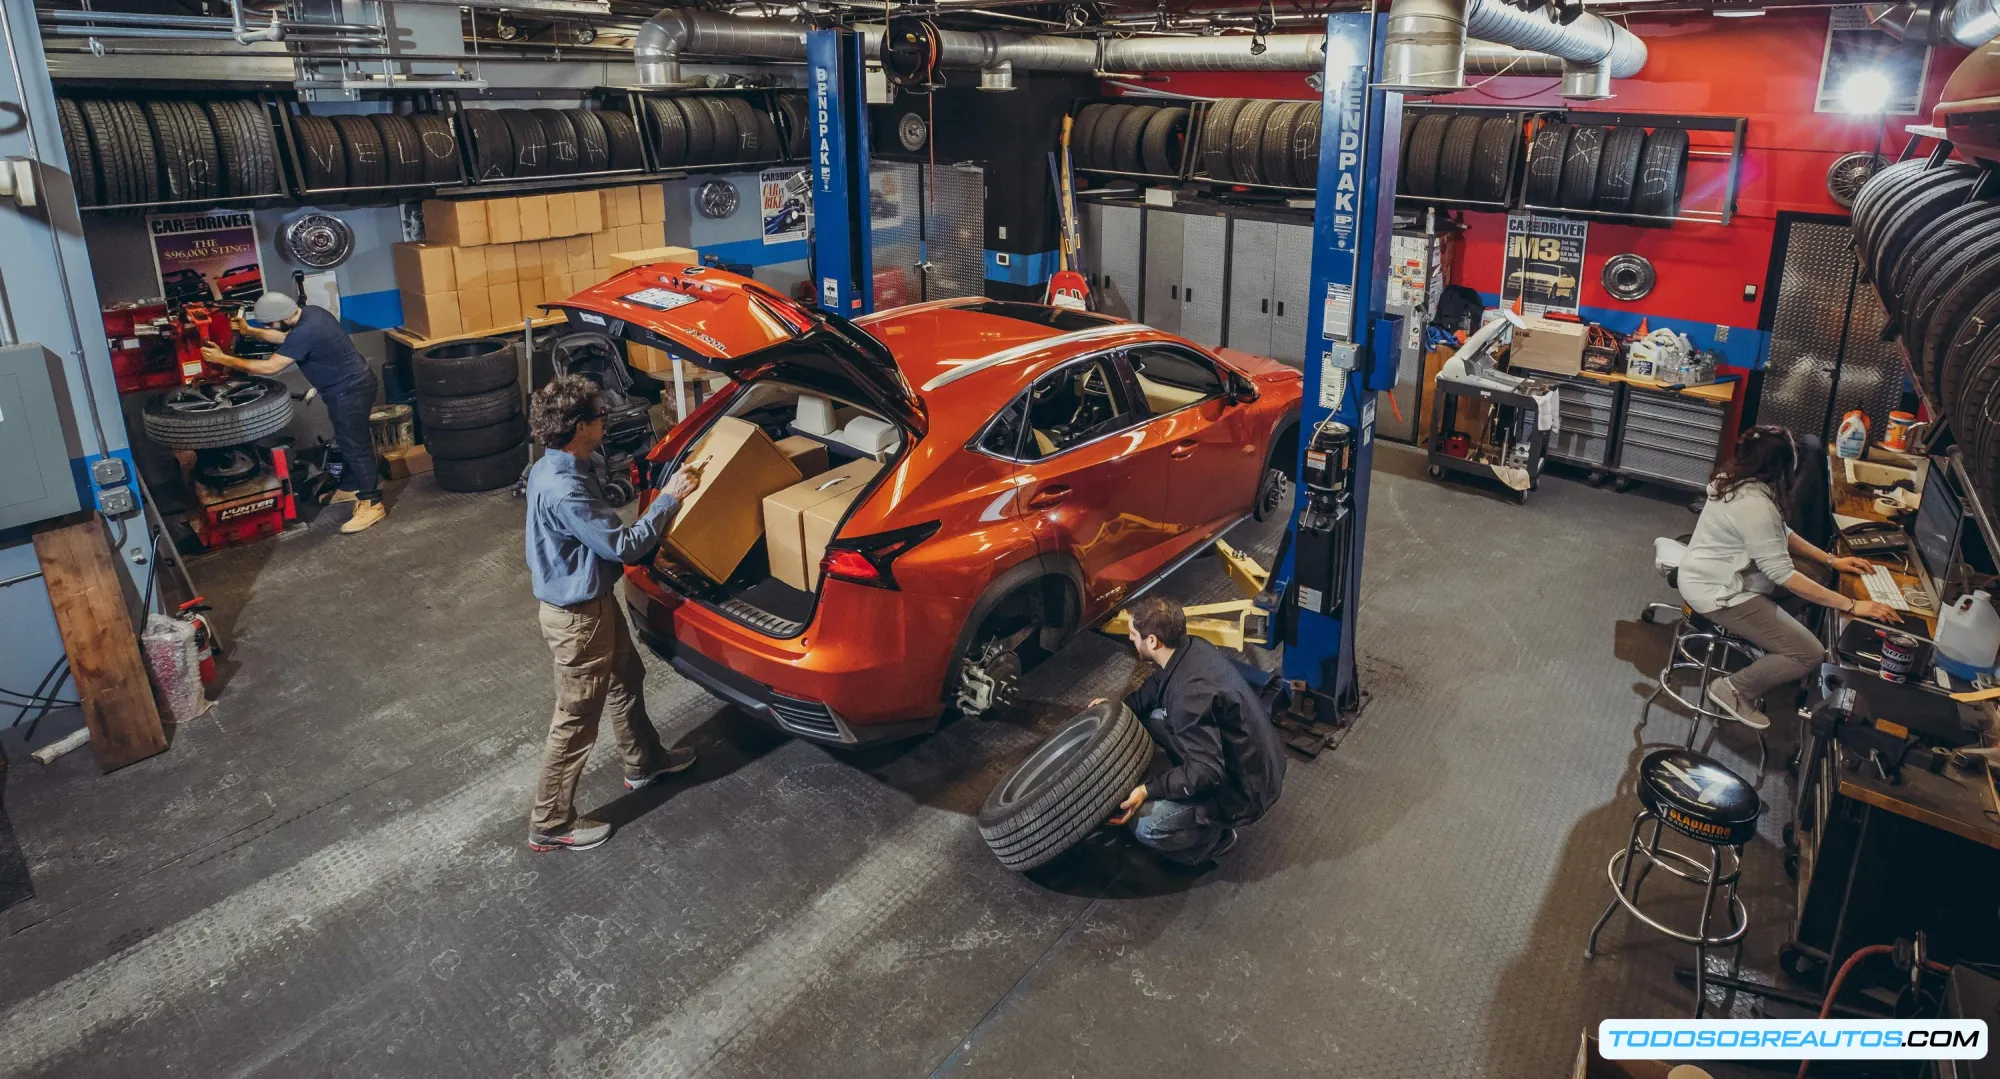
1841,68,1893,114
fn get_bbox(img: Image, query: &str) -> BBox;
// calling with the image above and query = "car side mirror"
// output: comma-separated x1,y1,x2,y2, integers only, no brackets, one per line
1229,376,1259,404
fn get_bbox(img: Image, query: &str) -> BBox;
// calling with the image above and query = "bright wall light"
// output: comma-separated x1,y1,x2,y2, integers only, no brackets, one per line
1840,68,1893,114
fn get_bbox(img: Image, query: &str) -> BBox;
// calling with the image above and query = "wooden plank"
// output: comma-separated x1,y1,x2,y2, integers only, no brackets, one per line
32,514,167,772
385,314,562,351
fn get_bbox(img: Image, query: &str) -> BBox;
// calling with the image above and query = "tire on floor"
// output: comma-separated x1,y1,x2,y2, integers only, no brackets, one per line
978,700,1152,873
434,442,530,493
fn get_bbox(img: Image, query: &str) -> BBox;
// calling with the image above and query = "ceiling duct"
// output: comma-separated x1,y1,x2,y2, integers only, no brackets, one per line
633,8,1617,90
1865,0,2000,47
1382,0,1644,98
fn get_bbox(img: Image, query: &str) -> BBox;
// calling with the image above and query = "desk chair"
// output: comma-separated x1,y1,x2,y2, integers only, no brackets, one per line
1641,538,1769,772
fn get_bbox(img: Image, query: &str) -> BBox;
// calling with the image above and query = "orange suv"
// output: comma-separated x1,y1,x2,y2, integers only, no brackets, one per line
551,266,1302,744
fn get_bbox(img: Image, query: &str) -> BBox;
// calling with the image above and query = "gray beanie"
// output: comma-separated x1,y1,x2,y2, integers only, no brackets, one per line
251,292,300,324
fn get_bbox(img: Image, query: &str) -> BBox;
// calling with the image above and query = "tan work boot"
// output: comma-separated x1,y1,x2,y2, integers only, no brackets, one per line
330,489,358,504
340,500,387,534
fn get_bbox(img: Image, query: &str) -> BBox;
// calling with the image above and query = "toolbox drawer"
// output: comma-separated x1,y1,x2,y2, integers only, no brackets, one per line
1548,428,1612,468
1617,429,1719,489
1558,401,1617,430
1626,392,1726,434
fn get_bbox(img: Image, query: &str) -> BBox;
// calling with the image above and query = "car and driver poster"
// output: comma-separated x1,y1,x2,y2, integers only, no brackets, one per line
760,168,811,245
147,209,265,307
1500,213,1587,318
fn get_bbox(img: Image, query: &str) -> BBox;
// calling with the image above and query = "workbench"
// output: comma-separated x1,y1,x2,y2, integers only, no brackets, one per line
1517,367,1740,490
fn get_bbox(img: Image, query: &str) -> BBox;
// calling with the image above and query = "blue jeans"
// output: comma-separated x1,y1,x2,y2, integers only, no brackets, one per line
322,374,380,502
1129,798,1229,864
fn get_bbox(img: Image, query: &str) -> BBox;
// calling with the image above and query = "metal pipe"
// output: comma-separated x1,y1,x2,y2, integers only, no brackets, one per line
52,25,378,42
40,9,381,34
1868,0,2000,45
1462,0,1645,76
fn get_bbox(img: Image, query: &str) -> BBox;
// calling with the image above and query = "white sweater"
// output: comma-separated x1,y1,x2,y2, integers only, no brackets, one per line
1677,481,1798,614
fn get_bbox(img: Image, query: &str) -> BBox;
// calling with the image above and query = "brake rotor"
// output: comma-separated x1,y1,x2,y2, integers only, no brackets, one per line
282,212,354,268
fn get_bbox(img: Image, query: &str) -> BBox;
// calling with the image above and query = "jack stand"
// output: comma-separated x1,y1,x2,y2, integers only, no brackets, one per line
1100,538,1275,651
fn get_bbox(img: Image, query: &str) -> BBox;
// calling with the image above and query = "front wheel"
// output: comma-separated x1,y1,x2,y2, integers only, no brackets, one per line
1252,466,1290,522
978,701,1152,872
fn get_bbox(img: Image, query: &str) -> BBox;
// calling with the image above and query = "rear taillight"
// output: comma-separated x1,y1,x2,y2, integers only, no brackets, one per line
820,521,939,591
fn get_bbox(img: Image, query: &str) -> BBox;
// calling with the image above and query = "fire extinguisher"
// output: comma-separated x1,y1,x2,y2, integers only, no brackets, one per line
177,597,222,684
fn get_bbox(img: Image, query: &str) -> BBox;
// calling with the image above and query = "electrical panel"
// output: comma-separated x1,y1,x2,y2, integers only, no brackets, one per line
0,343,82,530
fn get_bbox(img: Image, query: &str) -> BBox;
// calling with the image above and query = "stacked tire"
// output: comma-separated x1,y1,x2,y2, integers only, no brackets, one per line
294,109,463,191
1398,112,1519,203
1849,160,2000,506
59,95,281,208
1073,101,1194,178
638,94,783,171
1518,121,1688,218
412,338,528,492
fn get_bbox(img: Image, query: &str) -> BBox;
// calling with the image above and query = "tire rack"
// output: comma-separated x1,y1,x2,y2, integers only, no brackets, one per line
452,89,654,194
1069,97,1209,186
276,91,468,200
1518,111,1747,227
60,91,296,214
1393,103,1547,214
627,88,799,177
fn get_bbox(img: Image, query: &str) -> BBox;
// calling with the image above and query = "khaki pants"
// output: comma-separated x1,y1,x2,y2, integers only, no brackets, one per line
532,592,667,834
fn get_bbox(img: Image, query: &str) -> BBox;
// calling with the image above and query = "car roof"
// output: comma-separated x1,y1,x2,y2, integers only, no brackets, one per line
861,299,1159,398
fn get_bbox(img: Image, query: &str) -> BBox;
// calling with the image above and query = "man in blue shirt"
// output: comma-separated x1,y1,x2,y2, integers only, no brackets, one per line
523,373,702,851
202,292,387,533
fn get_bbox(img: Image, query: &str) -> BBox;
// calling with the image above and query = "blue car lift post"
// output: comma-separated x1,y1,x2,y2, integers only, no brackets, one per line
1273,12,1406,723
807,27,875,316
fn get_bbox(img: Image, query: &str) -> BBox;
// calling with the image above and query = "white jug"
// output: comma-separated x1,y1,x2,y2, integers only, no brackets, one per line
1935,590,2000,678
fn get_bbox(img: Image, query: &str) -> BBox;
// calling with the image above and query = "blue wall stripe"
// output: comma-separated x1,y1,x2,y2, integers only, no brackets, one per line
342,289,403,334
985,250,1058,287
698,237,810,269
1474,291,1771,370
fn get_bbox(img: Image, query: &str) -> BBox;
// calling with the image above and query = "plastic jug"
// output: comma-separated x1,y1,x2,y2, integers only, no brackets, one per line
1835,410,1869,459
1935,590,2000,679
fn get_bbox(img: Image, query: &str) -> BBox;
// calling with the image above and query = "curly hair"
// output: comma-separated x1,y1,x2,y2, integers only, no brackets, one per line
1712,424,1799,512
1125,596,1187,650
528,373,603,449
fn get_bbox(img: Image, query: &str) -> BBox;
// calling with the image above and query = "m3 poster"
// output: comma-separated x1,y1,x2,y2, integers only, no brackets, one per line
1500,213,1587,317
148,210,265,307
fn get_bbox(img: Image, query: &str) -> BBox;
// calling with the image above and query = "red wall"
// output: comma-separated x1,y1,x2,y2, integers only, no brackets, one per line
1130,12,1965,360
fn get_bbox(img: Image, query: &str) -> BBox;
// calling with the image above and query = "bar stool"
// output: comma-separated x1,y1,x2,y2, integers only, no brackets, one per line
1640,604,1769,772
1585,748,1761,1017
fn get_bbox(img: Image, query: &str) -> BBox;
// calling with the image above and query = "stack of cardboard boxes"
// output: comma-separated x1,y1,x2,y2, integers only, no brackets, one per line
392,183,698,341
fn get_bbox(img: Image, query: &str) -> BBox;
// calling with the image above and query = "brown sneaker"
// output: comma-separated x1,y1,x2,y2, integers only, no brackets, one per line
528,818,611,852
340,499,387,534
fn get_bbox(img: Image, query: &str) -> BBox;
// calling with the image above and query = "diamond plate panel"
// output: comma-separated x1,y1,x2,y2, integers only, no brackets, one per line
869,161,923,309
923,163,986,301
1761,219,1906,440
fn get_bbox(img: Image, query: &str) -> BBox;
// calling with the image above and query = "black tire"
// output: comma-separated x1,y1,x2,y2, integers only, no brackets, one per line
700,98,737,165
775,93,807,159
433,442,529,493
1921,252,2000,405
426,414,527,461
977,701,1152,872
647,99,688,168
720,97,762,161
1404,113,1451,198
1290,103,1322,190
331,114,387,189
1937,290,2000,417
501,109,548,178
146,100,221,203
55,98,98,207
1088,104,1130,174
1632,128,1690,219
1253,464,1290,522
1435,115,1484,200
598,108,643,170
1524,122,1570,205
1202,98,1247,181
1852,158,1934,246
413,337,519,396
1887,204,2000,320
1072,103,1113,170
1259,102,1305,188
564,108,609,173
206,99,279,196
1868,171,1980,293
1594,126,1647,212
1228,100,1277,184
408,113,460,184
417,384,520,431
87,99,158,207
673,97,714,165
1399,112,1416,191
1559,124,1607,210
1112,104,1159,174
370,113,425,187
292,114,347,191
531,108,580,173
1467,116,1516,203
462,108,513,180
142,377,294,450
1141,106,1190,176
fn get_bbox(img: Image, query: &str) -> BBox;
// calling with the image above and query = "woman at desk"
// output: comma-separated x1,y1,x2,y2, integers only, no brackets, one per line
1679,426,1899,729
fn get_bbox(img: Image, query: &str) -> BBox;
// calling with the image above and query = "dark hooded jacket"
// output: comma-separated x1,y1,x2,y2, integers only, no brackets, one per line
1123,637,1286,826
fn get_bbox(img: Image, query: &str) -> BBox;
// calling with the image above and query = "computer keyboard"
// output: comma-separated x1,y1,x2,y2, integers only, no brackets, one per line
1861,565,1911,612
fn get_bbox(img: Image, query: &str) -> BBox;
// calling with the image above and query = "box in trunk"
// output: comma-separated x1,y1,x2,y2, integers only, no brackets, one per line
668,416,802,583
762,459,879,591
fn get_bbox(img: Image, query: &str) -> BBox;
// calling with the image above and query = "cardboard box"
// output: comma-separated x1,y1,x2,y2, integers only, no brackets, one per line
566,234,595,275
457,287,493,334
667,416,803,583
548,191,578,238
423,199,487,247
592,231,619,270
639,183,665,224
486,197,522,245
401,290,462,339
1508,317,1588,377
383,443,433,479
514,240,545,281
486,242,518,286
517,194,551,241
543,275,569,305
783,459,884,590
517,278,546,316
775,435,829,477
488,283,522,331
613,223,644,255
614,185,643,228
452,245,489,292
392,242,456,295
575,190,603,234
610,245,699,275
628,342,674,375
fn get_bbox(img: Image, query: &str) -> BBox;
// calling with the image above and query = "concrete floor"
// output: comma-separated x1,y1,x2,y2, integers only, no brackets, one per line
0,443,1797,1077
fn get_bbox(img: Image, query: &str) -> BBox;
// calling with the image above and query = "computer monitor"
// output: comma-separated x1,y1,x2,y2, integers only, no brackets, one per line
1914,460,1963,589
